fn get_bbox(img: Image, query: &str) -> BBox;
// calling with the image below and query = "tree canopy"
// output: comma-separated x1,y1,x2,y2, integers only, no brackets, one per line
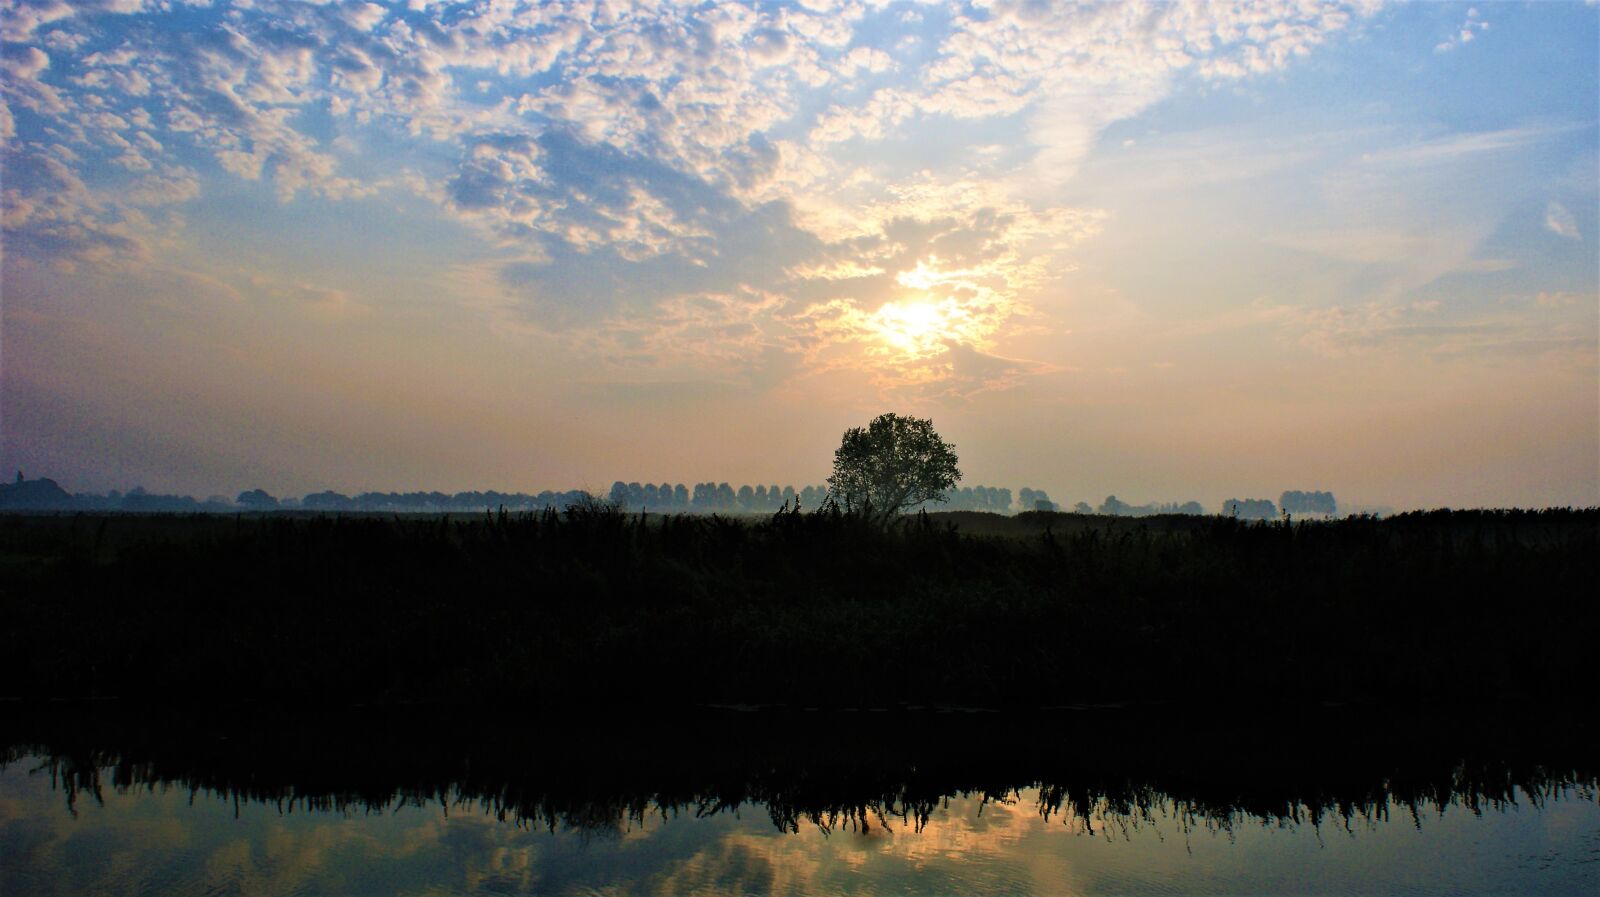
827,413,960,524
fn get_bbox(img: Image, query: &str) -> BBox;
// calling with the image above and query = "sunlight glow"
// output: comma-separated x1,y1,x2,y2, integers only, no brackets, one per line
895,257,977,293
872,299,961,356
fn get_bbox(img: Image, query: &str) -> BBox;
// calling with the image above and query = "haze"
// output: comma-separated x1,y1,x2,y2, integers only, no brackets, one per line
2,0,1595,510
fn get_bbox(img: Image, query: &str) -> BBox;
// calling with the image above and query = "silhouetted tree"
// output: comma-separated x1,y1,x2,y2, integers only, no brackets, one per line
302,490,354,511
1099,495,1130,516
1019,487,1056,512
236,488,279,510
1222,498,1277,520
828,413,961,525
0,475,76,510
1281,490,1337,516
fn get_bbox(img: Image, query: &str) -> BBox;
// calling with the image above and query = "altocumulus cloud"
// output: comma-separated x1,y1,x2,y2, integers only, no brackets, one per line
1,0,1379,393
1545,201,1580,240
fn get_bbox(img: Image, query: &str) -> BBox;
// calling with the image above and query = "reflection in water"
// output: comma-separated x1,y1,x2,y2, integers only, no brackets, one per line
2,707,1597,896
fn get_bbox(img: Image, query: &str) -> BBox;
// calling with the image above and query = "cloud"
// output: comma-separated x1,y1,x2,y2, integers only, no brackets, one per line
1545,201,1580,239
1,0,1379,392
1269,228,1453,265
1434,7,1489,53
257,277,369,320
931,340,1060,398
1265,297,1596,363
1265,123,1585,303
1,145,148,265
0,0,74,43
1081,126,1328,193
1532,291,1583,308
1356,126,1561,168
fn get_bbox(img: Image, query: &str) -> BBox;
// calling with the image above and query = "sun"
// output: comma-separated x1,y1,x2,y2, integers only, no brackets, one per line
873,300,956,355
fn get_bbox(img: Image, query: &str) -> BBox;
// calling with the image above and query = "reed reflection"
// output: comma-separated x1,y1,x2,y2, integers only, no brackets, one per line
8,707,1595,838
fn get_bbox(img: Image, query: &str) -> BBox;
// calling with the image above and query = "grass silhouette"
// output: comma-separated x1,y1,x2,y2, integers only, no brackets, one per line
0,505,1594,708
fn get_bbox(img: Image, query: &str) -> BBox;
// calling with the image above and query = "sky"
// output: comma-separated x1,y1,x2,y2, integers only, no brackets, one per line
1,0,1596,510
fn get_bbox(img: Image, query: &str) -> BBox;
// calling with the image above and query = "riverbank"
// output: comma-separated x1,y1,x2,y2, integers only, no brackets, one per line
1,507,1594,709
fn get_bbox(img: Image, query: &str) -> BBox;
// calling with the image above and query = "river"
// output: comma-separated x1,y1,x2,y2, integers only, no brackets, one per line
2,706,1595,895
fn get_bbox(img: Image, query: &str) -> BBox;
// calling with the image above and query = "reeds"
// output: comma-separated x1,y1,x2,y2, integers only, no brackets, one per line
0,506,1594,709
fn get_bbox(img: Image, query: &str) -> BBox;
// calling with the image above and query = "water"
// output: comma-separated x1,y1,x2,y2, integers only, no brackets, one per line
2,708,1597,895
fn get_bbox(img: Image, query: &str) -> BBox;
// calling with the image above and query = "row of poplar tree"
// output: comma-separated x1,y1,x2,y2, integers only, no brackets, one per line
608,482,1031,514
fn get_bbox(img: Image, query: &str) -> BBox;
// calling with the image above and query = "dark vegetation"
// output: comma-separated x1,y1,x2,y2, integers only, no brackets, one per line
1,506,1594,710
5,704,1593,835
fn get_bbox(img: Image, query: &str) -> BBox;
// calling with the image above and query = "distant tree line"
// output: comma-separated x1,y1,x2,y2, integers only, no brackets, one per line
295,488,600,513
0,480,606,514
610,481,803,513
915,485,1017,513
0,478,1033,515
1096,495,1207,517
21,485,241,513
1017,487,1056,512
1216,492,1338,520
618,482,1026,515
1280,490,1337,516
0,471,1336,520
1222,497,1278,519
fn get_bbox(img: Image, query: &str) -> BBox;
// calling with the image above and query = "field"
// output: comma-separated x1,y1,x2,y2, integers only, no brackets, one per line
1,506,1595,710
